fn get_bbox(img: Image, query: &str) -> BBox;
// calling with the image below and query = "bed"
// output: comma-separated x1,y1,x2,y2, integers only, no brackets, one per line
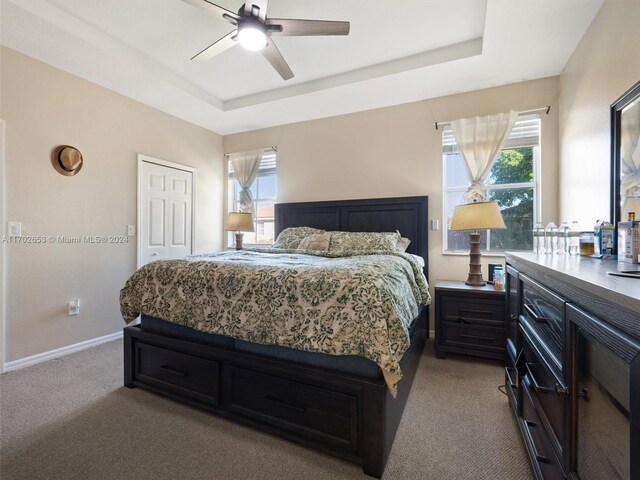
122,196,429,478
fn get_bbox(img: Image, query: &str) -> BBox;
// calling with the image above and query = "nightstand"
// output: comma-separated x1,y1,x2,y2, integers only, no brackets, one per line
434,280,506,361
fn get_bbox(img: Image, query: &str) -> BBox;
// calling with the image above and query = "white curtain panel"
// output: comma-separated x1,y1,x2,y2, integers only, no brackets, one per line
451,111,518,203
228,149,263,213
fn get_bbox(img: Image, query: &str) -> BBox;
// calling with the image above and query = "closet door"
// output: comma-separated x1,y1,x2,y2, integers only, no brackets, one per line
139,158,194,267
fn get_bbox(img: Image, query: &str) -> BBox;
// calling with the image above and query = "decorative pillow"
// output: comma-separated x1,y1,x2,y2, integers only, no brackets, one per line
297,232,331,251
396,236,411,253
272,227,325,249
328,231,400,253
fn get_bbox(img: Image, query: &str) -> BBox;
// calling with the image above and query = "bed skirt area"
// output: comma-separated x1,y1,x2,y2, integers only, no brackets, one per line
124,307,428,478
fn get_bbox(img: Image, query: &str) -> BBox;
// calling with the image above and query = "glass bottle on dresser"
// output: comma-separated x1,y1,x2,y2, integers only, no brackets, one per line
568,221,581,255
545,222,558,254
533,222,545,254
558,222,570,254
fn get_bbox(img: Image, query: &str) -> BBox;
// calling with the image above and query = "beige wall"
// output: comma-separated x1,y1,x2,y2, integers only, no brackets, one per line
0,47,224,362
559,0,640,225
224,77,560,323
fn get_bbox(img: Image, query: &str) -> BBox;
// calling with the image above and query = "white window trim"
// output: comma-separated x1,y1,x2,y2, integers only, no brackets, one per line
441,117,541,255
226,150,277,249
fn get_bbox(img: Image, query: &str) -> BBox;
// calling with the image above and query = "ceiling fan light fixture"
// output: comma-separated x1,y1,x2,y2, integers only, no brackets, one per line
237,22,267,51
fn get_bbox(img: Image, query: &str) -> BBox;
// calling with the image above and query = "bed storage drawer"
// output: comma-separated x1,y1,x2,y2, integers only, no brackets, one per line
135,342,220,405
223,366,358,453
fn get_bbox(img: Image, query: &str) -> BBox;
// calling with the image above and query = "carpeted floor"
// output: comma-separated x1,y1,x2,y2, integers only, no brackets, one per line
0,339,532,480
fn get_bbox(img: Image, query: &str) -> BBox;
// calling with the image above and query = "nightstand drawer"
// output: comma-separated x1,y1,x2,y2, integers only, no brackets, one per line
435,280,506,361
440,323,505,353
441,295,505,327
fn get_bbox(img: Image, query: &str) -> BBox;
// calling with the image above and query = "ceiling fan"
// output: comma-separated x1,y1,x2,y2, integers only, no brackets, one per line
182,0,350,80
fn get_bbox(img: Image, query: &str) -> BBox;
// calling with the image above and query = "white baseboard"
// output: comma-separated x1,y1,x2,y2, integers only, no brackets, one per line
2,330,123,373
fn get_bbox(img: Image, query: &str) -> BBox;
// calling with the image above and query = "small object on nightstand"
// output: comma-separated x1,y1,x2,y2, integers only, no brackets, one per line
434,280,506,361
488,263,503,282
493,268,505,291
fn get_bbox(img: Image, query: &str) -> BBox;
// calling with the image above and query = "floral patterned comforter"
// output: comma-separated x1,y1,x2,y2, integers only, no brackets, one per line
119,248,431,395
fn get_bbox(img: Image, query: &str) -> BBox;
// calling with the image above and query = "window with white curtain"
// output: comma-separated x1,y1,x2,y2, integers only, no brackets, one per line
227,150,277,245
443,114,541,253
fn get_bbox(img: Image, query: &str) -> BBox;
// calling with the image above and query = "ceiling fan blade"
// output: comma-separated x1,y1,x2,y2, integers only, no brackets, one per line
244,0,268,21
266,19,350,36
182,0,239,23
261,37,294,80
191,30,238,62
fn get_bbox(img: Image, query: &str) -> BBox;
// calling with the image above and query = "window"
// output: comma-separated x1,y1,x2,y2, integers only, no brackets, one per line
227,150,277,246
443,114,540,253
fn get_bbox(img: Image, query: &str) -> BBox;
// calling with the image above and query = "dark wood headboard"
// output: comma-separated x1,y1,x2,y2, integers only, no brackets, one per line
274,196,429,279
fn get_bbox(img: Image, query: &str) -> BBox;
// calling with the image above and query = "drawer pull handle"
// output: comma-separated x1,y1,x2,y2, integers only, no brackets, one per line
159,365,187,377
525,362,568,396
456,316,472,324
525,362,553,394
265,394,305,413
523,420,552,465
459,333,494,342
459,308,493,316
523,304,548,324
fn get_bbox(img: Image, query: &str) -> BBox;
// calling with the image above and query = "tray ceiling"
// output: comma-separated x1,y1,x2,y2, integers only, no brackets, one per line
1,0,604,134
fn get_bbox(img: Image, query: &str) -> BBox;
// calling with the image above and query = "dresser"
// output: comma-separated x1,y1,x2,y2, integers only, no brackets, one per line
434,280,506,360
505,253,640,480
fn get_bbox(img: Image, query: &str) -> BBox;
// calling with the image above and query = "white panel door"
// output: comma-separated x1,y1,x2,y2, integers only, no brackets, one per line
139,160,193,267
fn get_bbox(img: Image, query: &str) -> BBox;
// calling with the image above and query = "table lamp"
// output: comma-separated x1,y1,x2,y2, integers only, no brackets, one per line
449,201,506,286
226,212,255,250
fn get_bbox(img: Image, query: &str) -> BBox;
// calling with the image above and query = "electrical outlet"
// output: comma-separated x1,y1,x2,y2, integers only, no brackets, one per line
127,225,136,236
68,299,80,316
431,219,440,231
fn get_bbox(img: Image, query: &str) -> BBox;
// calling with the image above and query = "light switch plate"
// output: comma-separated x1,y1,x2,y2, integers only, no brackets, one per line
431,219,440,231
127,225,136,236
68,299,80,316
8,222,22,236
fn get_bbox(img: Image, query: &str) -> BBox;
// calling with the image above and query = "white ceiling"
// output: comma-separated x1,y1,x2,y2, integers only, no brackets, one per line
1,0,603,135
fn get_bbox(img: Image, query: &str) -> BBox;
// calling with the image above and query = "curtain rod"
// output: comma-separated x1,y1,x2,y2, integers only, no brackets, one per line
434,105,551,130
224,146,277,158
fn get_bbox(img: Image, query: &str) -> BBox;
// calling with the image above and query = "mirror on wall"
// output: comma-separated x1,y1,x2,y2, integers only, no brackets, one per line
611,80,640,226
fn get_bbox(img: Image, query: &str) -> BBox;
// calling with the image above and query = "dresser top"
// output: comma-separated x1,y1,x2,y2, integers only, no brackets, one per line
506,253,640,318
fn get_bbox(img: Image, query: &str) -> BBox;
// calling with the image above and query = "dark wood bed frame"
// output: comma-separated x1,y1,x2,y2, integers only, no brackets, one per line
124,196,429,478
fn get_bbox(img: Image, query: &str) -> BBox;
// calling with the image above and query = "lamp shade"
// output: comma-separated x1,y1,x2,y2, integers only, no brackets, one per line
449,201,506,231
225,212,255,232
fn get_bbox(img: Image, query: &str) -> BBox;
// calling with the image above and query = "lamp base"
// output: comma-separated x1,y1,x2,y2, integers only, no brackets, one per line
465,232,486,287
235,232,244,250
